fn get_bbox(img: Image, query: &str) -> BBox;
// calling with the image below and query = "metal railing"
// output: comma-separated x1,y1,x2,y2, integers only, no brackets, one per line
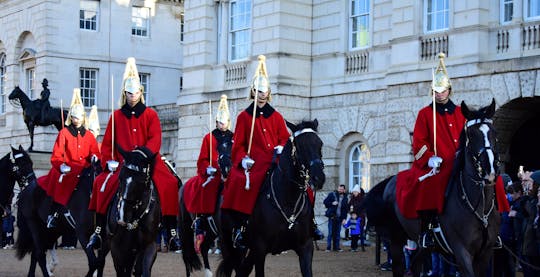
522,23,540,50
225,62,247,85
497,29,510,53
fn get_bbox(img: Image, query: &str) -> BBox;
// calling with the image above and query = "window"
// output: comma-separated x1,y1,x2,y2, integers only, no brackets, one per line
79,68,97,107
425,0,449,32
0,54,5,114
132,6,150,37
229,0,251,61
26,68,36,99
348,143,371,192
526,0,540,19
80,0,99,30
349,0,370,50
139,73,149,104
501,0,513,23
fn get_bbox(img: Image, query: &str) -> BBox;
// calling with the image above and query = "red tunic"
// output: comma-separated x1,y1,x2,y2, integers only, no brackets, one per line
184,130,232,214
38,126,100,206
221,103,290,215
88,103,179,215
396,101,465,218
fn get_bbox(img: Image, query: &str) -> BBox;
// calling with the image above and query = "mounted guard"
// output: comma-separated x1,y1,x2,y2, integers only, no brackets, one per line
87,57,180,250
183,94,233,253
37,88,100,228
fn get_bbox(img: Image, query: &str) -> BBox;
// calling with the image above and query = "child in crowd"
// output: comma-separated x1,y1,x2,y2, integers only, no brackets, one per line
2,209,15,249
403,240,417,275
343,211,362,251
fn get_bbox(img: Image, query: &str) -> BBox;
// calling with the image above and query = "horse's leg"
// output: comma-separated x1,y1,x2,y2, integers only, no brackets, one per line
27,123,34,151
473,248,493,277
452,246,475,277
295,240,314,277
141,242,157,277
237,249,256,277
47,246,58,276
95,245,110,277
201,238,213,277
389,239,405,277
34,248,50,277
28,254,38,277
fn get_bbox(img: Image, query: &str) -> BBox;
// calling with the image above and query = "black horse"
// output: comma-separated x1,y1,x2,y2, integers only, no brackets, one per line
180,131,233,276
107,146,161,277
0,151,18,215
8,86,67,151
11,145,102,277
217,119,325,277
364,100,500,277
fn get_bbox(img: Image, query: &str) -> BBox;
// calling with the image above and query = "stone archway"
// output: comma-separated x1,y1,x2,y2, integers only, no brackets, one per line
493,96,540,179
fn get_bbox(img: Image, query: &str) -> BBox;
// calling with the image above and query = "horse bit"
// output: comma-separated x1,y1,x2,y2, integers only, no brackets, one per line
269,128,321,230
460,118,496,228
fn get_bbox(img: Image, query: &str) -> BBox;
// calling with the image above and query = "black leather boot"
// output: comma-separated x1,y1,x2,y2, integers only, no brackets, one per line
87,214,105,250
232,225,246,250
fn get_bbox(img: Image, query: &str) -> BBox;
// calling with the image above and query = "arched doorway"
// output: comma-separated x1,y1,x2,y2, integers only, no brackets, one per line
494,97,540,179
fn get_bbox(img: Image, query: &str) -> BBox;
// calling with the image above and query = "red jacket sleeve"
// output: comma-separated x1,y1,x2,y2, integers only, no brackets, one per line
142,109,162,154
231,112,249,169
412,108,435,169
196,133,211,176
50,129,68,170
100,114,114,168
274,111,290,147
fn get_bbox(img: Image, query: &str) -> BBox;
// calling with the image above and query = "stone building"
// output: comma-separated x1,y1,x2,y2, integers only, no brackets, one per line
179,0,540,219
0,0,183,161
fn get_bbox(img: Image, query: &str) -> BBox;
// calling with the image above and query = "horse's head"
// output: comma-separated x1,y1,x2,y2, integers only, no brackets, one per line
461,99,499,182
0,153,16,213
10,145,35,189
217,136,233,179
286,119,326,190
8,86,22,100
116,146,156,229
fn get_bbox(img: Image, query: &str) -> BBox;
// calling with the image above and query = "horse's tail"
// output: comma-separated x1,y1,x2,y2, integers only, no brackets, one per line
181,223,202,273
216,252,237,277
14,209,33,260
363,175,396,229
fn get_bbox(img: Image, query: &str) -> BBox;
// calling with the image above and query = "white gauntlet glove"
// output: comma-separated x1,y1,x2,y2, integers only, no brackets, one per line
206,166,217,176
91,154,99,164
60,163,71,174
107,160,119,172
428,156,443,169
242,156,255,170
274,145,284,155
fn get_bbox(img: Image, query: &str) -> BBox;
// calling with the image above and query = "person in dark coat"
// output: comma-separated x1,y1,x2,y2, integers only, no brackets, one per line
324,184,348,251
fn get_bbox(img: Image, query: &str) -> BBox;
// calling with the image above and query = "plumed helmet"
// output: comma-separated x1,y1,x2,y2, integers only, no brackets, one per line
120,57,145,106
431,53,452,94
216,94,231,130
65,88,86,127
249,55,271,101
87,105,100,138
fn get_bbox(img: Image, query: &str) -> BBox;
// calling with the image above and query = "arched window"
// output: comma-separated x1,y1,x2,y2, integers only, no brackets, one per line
0,53,6,114
348,142,371,192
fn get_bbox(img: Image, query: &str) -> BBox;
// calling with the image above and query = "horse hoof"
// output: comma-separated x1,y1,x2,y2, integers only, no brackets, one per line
205,268,213,277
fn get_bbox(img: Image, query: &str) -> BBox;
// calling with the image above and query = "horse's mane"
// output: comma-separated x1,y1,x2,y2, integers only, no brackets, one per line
0,153,14,203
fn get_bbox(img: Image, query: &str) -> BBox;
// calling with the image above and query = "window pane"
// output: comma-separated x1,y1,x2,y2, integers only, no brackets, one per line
132,7,150,37
229,0,251,61
79,68,97,107
350,0,370,49
0,54,5,113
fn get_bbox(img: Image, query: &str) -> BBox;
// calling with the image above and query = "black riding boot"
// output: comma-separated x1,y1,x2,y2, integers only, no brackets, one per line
419,210,437,249
232,215,248,250
87,213,105,250
164,216,181,251
47,202,63,229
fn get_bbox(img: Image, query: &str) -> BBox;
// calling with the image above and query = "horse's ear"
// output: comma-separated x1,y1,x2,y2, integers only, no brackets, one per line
19,145,24,152
10,145,16,152
313,119,319,131
461,101,471,120
485,99,496,119
286,120,297,133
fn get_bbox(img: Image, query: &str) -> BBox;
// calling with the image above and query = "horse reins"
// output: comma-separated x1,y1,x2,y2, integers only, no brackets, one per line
117,157,155,231
460,118,497,228
268,128,319,230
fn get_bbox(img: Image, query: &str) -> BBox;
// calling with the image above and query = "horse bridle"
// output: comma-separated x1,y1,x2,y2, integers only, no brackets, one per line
11,152,35,190
460,118,497,228
117,158,155,231
269,128,323,229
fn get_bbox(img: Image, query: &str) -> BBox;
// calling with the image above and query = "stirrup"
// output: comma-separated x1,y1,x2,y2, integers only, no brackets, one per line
232,227,246,250
86,227,102,250
494,236,503,249
47,213,59,229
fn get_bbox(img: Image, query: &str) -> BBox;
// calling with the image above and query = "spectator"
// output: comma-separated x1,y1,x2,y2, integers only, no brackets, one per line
403,240,417,275
348,185,366,249
324,184,348,252
343,211,362,252
493,175,516,277
518,170,540,277
2,209,15,249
